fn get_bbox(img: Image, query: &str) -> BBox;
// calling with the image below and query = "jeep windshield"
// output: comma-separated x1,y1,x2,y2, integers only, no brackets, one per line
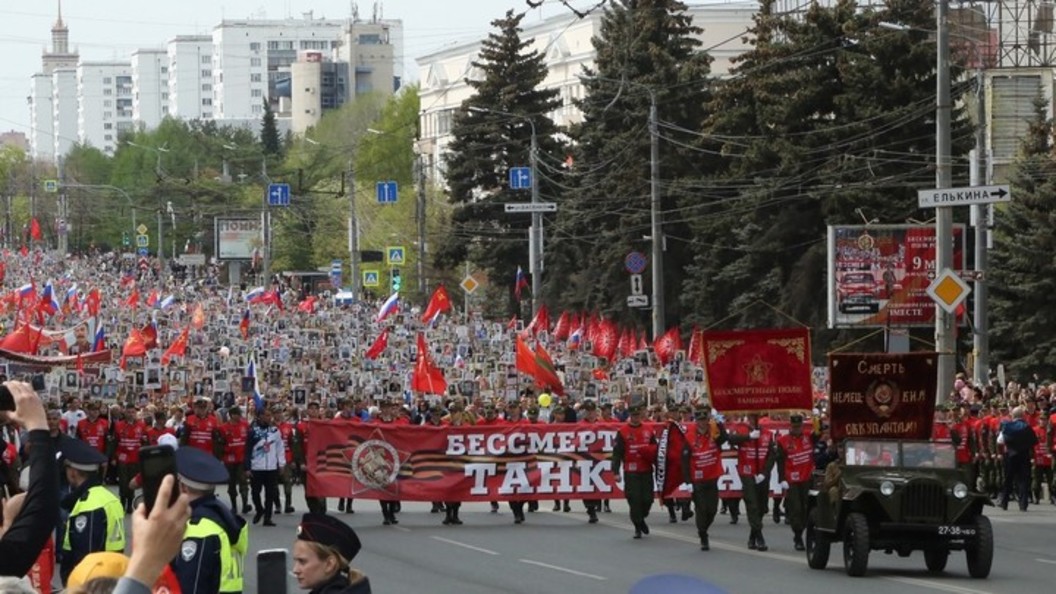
844,440,957,469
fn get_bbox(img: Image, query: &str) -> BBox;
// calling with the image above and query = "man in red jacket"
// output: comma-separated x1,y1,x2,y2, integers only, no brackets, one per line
728,413,776,551
76,401,109,455
775,414,817,551
681,403,727,551
221,406,251,514
611,399,657,539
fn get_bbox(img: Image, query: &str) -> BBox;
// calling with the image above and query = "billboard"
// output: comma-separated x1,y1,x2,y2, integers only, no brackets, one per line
827,225,966,328
214,217,261,261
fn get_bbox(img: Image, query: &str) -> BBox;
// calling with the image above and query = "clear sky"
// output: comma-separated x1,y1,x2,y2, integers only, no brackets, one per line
0,0,597,139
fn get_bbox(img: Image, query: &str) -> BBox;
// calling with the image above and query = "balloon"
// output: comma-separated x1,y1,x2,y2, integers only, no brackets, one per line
538,393,552,408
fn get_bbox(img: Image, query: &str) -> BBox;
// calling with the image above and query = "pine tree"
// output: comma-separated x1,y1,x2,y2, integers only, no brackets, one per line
261,98,282,157
546,0,712,328
436,10,562,312
989,96,1056,378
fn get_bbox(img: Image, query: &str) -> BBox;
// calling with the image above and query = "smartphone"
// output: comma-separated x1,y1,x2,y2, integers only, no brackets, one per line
257,549,289,594
0,385,13,411
31,374,45,392
139,445,178,514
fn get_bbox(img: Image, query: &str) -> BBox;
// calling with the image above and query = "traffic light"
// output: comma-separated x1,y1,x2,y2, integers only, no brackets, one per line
391,268,402,292
121,231,130,247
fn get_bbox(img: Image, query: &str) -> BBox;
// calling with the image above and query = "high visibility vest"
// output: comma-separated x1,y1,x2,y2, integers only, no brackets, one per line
183,517,248,594
64,485,126,553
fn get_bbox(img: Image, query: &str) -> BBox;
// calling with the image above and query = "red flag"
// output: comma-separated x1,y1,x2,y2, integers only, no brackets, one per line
0,261,5,285
592,367,609,381
515,335,538,377
120,328,147,369
617,327,634,359
239,309,250,339
250,289,284,311
552,311,571,341
141,322,158,350
364,328,389,360
654,326,683,367
593,318,618,361
126,288,140,309
421,285,453,323
687,326,703,366
411,332,447,395
527,304,550,336
297,295,317,314
533,343,565,396
18,245,27,257
0,323,34,353
161,326,190,366
191,303,205,330
29,218,41,241
146,290,159,308
506,315,518,331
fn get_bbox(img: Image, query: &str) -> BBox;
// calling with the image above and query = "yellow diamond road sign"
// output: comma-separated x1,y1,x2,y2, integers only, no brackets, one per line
460,276,479,294
926,269,970,314
136,224,149,235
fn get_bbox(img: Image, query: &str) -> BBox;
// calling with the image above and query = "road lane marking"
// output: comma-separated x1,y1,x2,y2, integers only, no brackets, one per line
1036,558,1056,565
519,559,607,581
392,526,411,533
885,577,994,594
430,536,498,555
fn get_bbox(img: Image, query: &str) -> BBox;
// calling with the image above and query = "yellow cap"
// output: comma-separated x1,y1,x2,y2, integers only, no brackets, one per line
67,552,129,589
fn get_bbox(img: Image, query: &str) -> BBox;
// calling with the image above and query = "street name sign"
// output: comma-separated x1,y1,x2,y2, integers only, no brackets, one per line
917,185,1010,208
504,203,557,213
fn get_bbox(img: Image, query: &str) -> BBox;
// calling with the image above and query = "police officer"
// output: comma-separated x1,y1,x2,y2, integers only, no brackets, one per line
775,414,816,551
681,403,727,551
611,399,657,539
728,413,775,551
60,438,126,585
171,446,249,594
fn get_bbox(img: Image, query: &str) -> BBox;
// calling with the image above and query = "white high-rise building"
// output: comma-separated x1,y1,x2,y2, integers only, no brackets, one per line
77,62,134,155
52,68,78,157
167,35,214,120
28,3,79,161
131,49,169,129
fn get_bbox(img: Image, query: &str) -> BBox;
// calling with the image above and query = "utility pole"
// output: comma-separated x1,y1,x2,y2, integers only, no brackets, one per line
157,205,164,272
58,156,68,255
261,158,271,287
648,90,665,340
934,1,955,404
971,66,989,386
416,152,427,298
348,159,359,297
529,124,542,315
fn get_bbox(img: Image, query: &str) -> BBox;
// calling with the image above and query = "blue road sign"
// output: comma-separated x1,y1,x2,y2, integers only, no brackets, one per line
386,246,406,265
363,270,380,287
509,167,532,190
137,247,149,256
135,234,149,248
267,183,291,207
625,251,648,274
376,181,398,204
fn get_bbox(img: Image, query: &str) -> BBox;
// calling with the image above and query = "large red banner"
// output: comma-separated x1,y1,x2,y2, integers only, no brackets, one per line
305,420,792,501
828,353,937,441
699,328,813,413
829,225,966,328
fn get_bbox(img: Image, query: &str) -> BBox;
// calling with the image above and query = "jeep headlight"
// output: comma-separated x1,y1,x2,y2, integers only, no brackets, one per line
880,480,895,496
953,482,968,499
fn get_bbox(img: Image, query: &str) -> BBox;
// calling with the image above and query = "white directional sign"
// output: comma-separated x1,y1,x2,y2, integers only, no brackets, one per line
504,203,557,213
630,274,644,296
627,295,649,308
917,185,1010,208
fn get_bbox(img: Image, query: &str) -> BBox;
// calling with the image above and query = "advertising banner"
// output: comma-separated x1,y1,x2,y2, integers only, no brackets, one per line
305,420,793,501
699,328,814,413
827,225,966,328
214,218,261,261
828,352,937,441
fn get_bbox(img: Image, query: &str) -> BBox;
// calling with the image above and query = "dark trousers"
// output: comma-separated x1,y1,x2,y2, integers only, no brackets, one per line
306,496,328,514
691,481,719,538
741,475,768,531
251,469,279,520
226,463,249,508
785,482,810,535
624,472,654,529
278,465,293,507
1033,464,1053,501
1002,453,1031,510
117,463,137,511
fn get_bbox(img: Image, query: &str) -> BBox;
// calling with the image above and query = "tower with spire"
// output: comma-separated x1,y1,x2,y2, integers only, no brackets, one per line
42,0,77,73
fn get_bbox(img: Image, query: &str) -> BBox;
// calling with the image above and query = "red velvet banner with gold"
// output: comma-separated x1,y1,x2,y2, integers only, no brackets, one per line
700,328,813,413
828,352,937,441
305,420,793,501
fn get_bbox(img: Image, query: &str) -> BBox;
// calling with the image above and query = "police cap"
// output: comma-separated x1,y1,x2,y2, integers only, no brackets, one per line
61,438,107,471
175,446,229,490
228,406,242,417
297,513,361,561
789,414,805,425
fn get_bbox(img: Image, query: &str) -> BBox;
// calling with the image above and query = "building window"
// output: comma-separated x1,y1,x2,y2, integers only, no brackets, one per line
251,57,262,67
161,66,168,74
162,92,169,100
250,73,262,83
103,77,112,84
104,134,113,141
250,42,261,51
251,89,262,98
104,123,112,130
162,106,169,114
103,100,112,107
103,88,112,96
251,104,262,114
103,111,112,119
201,69,211,78
202,83,212,91
201,55,211,64
203,112,212,118
202,98,212,106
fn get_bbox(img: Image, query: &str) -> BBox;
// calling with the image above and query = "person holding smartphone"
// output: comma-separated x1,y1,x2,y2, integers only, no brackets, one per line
293,513,371,594
0,381,58,577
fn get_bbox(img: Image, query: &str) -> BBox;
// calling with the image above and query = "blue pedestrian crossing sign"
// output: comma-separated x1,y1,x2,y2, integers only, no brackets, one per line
135,234,149,248
386,246,405,265
509,167,532,190
363,270,380,287
137,247,149,256
267,183,291,207
376,181,398,204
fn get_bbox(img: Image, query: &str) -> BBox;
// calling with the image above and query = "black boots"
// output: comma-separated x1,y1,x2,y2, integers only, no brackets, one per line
749,529,768,551
442,505,463,526
793,530,805,551
700,534,710,551
681,502,694,522
588,506,599,524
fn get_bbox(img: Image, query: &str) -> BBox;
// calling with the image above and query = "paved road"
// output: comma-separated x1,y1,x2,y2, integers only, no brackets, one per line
235,489,1056,594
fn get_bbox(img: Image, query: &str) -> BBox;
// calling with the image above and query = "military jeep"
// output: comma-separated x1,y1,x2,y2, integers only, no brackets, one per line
806,439,993,578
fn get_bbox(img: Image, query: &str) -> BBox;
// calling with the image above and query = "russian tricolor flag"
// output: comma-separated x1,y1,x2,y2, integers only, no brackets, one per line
376,291,399,323
245,286,265,302
245,358,264,412
92,324,106,352
158,294,175,310
17,283,34,299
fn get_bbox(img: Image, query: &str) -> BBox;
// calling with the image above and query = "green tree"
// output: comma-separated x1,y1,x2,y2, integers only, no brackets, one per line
261,98,282,157
436,9,562,316
989,96,1056,378
546,0,712,328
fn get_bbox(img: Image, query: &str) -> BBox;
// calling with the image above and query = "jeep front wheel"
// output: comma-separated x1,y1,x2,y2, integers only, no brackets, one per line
806,507,830,570
965,515,993,578
843,512,870,577
924,548,948,572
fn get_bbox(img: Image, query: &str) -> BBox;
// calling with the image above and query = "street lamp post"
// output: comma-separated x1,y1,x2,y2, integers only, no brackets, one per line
935,3,956,405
